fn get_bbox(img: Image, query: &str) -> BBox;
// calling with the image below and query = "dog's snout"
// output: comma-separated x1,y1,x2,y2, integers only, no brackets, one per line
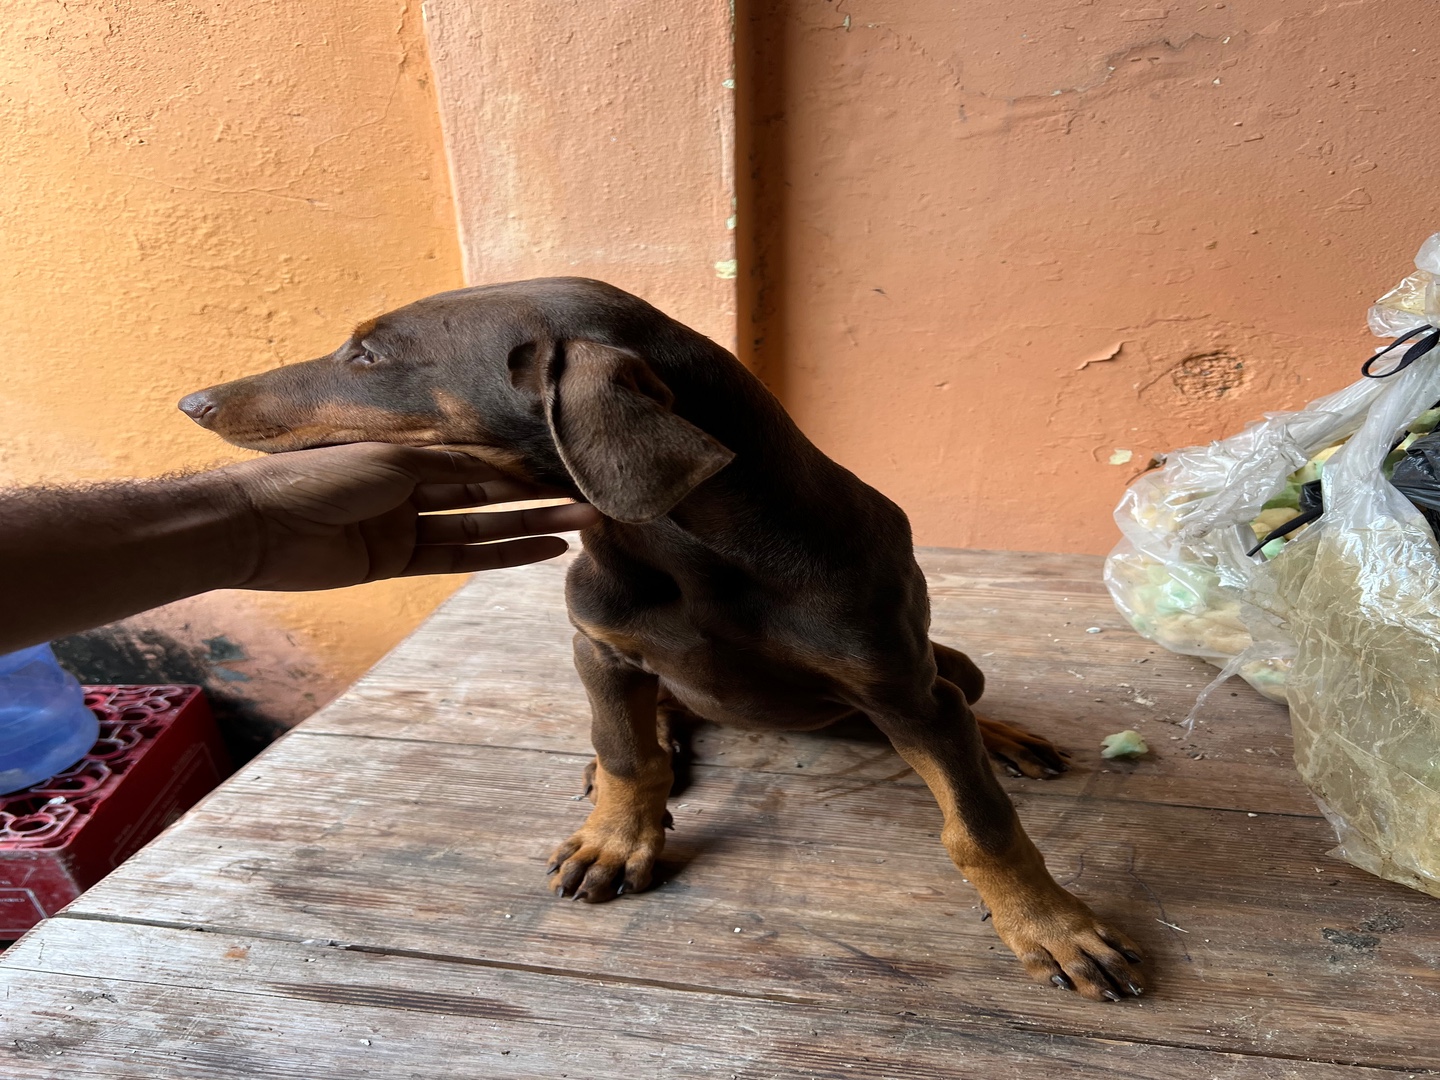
178,390,219,426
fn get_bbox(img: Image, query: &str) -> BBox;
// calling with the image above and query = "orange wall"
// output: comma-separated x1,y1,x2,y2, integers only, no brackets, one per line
422,0,737,347
0,1,464,742
8,0,1438,739
737,0,1440,553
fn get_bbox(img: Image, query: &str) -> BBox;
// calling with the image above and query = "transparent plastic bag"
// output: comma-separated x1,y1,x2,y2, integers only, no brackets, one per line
1105,233,1440,896
1104,375,1383,702
1276,347,1440,897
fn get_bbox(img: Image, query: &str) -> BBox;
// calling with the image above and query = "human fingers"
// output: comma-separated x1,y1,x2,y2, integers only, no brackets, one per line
412,479,573,513
415,502,601,545
402,535,571,576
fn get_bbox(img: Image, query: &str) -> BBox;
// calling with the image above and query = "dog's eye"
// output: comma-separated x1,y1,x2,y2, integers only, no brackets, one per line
348,349,381,366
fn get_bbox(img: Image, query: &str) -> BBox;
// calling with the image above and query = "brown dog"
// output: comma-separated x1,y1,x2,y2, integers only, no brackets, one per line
180,278,1144,1000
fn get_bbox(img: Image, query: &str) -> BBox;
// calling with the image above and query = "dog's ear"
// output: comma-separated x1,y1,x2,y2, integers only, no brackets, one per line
537,340,734,523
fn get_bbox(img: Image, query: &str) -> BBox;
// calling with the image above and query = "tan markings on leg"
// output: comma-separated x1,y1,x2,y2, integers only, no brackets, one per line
581,699,687,802
897,737,1146,1002
548,759,672,902
904,746,1056,895
973,712,1070,779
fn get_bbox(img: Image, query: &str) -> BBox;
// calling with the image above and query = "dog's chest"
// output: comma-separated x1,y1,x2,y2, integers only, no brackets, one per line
580,588,860,727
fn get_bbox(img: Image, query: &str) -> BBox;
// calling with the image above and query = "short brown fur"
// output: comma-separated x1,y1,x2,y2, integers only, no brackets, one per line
179,277,1144,1001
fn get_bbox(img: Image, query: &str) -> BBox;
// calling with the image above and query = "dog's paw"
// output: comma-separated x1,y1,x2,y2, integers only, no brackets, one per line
977,715,1069,779
546,811,670,902
992,891,1144,1001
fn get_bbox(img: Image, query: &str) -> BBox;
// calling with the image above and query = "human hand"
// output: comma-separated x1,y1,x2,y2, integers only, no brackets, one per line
217,443,601,591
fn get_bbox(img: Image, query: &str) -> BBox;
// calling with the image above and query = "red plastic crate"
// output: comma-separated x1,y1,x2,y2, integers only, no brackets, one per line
0,685,232,938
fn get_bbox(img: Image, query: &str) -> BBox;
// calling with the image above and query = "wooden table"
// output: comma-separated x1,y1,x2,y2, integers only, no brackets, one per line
1,549,1436,1078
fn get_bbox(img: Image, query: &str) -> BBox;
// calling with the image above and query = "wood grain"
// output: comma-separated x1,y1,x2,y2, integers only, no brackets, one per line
65,731,1440,1069
4,549,1434,1078
0,919,1405,1080
304,550,1309,816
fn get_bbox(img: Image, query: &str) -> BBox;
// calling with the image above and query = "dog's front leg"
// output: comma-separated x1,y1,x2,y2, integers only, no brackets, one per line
548,632,673,902
869,678,1145,1001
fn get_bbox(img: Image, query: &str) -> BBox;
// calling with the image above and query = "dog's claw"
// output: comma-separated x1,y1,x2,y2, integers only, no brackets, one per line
1127,982,1143,996
976,716,1069,780
1002,896,1145,1002
547,814,665,904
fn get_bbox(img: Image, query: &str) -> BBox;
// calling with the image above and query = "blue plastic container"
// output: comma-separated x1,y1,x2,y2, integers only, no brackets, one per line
0,644,99,796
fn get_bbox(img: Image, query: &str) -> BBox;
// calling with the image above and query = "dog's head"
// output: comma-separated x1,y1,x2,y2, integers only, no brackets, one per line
179,278,734,523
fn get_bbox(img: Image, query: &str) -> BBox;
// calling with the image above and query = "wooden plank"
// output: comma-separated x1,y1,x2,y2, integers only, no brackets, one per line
65,732,1440,1070
0,919,1403,1080
304,550,1310,816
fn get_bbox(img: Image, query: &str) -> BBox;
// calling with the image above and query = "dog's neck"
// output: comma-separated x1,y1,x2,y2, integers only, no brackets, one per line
582,345,881,578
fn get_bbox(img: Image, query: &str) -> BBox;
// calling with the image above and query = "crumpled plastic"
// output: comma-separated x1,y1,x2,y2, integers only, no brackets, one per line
1104,373,1383,703
1105,233,1440,897
1366,231,1440,337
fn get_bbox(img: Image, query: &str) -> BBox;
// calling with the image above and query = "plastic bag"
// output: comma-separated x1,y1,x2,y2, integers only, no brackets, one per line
1105,233,1440,897
1104,374,1384,702
1275,345,1440,898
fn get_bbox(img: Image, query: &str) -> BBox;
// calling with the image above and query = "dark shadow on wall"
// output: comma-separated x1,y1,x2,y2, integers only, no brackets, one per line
53,626,287,766
734,0,790,402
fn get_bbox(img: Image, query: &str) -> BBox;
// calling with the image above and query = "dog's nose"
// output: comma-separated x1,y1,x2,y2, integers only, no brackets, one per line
178,391,219,426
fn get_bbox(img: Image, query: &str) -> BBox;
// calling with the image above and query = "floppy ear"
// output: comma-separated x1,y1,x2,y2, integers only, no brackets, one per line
541,340,734,523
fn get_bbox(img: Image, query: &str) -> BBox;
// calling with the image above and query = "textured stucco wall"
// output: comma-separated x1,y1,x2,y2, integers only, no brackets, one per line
0,1,464,749
738,0,1440,553
422,0,737,348
9,1,1435,746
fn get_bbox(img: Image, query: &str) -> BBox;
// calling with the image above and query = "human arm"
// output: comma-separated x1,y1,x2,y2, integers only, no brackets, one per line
0,443,600,653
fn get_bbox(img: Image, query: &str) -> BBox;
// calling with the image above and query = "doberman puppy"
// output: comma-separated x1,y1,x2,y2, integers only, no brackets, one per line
179,278,1144,1001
